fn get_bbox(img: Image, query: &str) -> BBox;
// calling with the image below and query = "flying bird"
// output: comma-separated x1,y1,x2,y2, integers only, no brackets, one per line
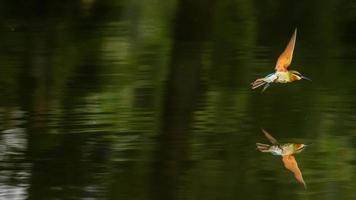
256,129,307,188
251,29,310,92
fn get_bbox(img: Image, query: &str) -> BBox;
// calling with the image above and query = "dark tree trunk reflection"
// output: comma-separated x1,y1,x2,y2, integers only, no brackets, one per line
150,0,215,200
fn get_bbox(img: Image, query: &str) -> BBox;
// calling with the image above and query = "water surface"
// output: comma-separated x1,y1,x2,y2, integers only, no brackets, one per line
0,0,356,199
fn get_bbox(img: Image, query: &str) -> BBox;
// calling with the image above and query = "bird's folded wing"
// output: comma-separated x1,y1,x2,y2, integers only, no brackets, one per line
282,155,306,188
275,29,297,72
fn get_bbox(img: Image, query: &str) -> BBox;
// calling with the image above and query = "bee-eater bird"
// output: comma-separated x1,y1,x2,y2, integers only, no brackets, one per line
256,129,307,188
251,29,311,92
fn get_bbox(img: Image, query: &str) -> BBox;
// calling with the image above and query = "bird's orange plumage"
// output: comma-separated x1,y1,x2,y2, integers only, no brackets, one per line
275,29,297,72
282,155,306,188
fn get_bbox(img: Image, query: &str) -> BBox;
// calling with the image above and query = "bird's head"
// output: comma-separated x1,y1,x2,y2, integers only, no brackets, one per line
290,70,311,81
293,143,307,153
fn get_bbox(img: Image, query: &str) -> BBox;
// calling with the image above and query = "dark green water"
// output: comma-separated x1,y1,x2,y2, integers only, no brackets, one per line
1,0,356,199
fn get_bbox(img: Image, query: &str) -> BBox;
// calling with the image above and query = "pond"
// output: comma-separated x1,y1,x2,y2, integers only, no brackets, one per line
0,0,356,199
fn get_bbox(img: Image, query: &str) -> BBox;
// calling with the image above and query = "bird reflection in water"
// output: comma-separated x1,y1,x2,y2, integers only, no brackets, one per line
256,129,307,188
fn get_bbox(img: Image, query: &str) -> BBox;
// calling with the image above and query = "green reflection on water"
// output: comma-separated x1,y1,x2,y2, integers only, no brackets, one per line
0,0,355,200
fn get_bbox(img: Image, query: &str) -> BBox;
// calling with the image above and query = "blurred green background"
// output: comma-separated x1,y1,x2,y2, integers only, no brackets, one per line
0,0,356,199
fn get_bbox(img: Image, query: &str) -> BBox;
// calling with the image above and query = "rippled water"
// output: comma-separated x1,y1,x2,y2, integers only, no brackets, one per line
0,0,356,199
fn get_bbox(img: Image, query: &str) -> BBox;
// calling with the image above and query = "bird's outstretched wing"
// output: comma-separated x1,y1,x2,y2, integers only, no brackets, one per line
275,29,297,72
282,155,306,188
261,129,280,145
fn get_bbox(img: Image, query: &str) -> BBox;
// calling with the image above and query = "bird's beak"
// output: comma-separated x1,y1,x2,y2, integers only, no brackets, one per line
301,76,312,81
302,144,311,150
305,143,312,146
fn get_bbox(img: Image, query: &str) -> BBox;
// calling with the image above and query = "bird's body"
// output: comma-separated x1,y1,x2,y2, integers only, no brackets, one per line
275,71,291,83
256,129,307,188
251,29,310,92
257,143,303,156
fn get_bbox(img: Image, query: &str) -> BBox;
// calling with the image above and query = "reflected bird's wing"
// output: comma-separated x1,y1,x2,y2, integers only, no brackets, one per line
282,155,306,188
275,29,297,72
261,129,280,145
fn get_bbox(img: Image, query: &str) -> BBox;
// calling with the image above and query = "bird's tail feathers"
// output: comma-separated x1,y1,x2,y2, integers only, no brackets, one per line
256,143,271,152
251,79,267,89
